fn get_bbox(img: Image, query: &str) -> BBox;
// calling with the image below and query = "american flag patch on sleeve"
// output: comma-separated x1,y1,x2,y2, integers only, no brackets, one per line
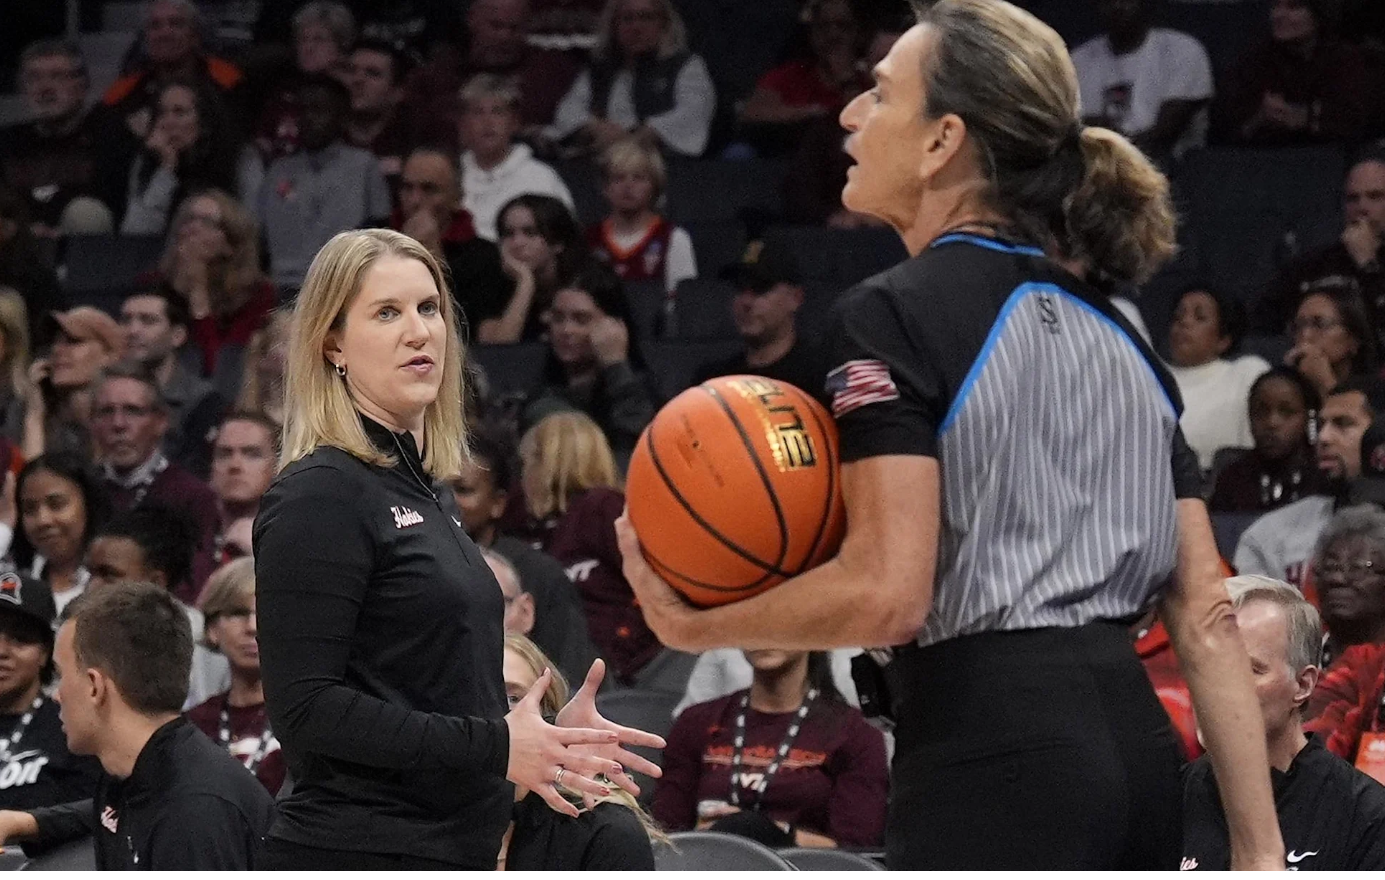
825,359,900,417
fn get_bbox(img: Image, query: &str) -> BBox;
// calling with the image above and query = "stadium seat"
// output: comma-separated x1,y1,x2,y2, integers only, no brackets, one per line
666,160,789,224
1212,511,1264,562
626,280,669,341
469,343,547,401
655,831,796,871
778,848,885,871
61,235,164,309
646,339,743,398
596,689,681,808
672,0,798,108
1176,147,1349,304
556,160,605,226
672,279,739,341
22,836,96,871
684,220,746,279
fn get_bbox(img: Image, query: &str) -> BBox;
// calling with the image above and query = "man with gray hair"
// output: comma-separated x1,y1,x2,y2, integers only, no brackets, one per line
1180,575,1385,870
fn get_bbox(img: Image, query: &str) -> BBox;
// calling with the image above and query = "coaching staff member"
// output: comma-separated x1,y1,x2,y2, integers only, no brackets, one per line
0,582,275,869
618,0,1284,870
253,229,663,870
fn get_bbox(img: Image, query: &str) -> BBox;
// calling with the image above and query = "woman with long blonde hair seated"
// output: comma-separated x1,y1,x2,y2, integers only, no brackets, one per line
499,634,665,870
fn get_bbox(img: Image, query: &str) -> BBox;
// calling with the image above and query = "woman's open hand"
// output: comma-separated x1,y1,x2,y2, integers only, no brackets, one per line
505,667,625,817
556,658,667,801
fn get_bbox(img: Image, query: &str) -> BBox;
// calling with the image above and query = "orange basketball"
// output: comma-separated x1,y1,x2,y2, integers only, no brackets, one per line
626,375,846,607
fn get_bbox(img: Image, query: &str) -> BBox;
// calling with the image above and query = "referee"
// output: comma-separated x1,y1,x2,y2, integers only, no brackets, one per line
618,0,1283,869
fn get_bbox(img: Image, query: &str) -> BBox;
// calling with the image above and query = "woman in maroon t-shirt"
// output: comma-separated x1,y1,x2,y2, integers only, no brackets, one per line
185,557,286,796
518,410,691,694
653,649,888,848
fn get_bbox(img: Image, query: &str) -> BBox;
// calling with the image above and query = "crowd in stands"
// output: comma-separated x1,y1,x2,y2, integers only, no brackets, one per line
1,0,1385,868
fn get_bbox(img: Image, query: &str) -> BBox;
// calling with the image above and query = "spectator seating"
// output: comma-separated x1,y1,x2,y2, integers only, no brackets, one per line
595,689,681,807
672,279,739,341
647,338,743,398
1212,511,1263,562
626,279,668,341
779,848,885,871
22,836,96,871
655,831,796,871
1162,0,1272,77
684,219,747,280
102,1,153,33
666,160,789,224
556,160,605,226
60,235,164,316
470,343,548,400
1174,146,1349,304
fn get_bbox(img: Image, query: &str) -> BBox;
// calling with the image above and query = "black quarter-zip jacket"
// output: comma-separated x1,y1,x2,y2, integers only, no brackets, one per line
253,415,511,868
25,717,275,869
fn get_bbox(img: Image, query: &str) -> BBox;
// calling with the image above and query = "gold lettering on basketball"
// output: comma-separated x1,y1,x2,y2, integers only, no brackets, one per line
726,378,819,472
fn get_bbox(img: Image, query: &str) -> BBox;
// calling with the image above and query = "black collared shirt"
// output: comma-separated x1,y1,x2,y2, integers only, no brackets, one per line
253,414,511,867
1182,735,1385,870
26,717,275,869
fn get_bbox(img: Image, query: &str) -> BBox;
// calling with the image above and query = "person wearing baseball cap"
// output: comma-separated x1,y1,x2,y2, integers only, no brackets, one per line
0,566,101,811
689,238,824,397
24,307,124,459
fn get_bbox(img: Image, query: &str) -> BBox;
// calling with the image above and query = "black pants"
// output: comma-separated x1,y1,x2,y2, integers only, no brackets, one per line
884,622,1184,870
259,837,474,871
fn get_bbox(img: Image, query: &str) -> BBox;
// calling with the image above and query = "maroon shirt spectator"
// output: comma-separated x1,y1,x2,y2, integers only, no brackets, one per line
652,673,888,847
103,0,245,140
1210,367,1324,513
401,0,585,151
91,367,221,602
187,699,286,796
1214,0,1377,146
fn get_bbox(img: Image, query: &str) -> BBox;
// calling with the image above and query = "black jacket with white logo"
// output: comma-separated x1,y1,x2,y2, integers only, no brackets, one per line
1182,735,1385,870
253,415,511,868
25,717,275,869
0,699,100,811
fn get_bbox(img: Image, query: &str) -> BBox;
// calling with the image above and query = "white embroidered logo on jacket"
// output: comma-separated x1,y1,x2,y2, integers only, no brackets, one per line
391,506,424,529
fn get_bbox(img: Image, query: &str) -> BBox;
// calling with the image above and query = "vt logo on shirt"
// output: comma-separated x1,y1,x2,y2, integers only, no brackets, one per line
391,506,423,529
565,559,599,582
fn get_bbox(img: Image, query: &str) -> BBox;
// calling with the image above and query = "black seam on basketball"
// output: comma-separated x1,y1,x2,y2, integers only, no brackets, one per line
643,397,794,578
643,541,779,594
796,386,838,571
704,384,793,573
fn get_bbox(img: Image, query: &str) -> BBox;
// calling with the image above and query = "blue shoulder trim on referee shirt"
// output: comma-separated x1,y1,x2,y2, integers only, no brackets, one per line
939,282,1177,435
930,233,1047,258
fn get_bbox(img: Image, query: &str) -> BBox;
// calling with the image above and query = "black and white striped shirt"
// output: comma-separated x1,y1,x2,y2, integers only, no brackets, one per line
823,233,1199,648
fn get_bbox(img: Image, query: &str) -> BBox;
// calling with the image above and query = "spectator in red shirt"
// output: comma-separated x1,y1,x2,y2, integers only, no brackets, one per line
187,557,286,796
104,0,245,141
587,137,697,295
1215,0,1376,146
653,649,888,848
738,0,869,157
154,190,274,401
517,410,687,692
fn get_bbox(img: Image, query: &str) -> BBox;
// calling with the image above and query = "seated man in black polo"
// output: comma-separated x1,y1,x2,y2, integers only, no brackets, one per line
691,239,823,396
1181,575,1385,871
0,581,275,869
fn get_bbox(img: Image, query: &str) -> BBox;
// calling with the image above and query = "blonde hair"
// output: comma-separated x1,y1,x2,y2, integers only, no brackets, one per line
912,0,1176,285
198,557,256,647
519,412,620,519
0,287,30,397
460,72,521,113
236,309,291,423
279,229,468,478
594,0,688,63
600,136,667,202
161,189,268,319
503,634,670,845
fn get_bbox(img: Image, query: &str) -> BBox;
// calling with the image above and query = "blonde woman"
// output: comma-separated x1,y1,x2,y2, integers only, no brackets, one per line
253,229,664,870
234,310,290,428
186,558,287,796
547,0,715,157
499,634,664,870
617,0,1283,869
519,410,691,695
157,189,275,391
0,287,31,440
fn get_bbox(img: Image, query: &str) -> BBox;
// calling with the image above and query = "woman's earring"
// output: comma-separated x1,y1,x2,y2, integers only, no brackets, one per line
336,363,347,377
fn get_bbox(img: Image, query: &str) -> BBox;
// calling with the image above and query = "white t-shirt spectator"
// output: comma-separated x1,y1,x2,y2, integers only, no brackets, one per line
1071,27,1214,157
462,143,575,242
1171,354,1271,472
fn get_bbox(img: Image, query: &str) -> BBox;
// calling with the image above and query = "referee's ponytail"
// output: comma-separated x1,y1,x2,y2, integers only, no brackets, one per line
911,0,1176,285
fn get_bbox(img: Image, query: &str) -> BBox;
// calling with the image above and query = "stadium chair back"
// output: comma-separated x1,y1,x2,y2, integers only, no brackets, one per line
673,279,739,341
779,847,885,871
596,689,680,807
646,339,743,399
655,831,796,871
22,836,96,871
469,343,548,400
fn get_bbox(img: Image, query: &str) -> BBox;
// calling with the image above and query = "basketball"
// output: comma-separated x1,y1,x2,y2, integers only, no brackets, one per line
626,375,847,607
